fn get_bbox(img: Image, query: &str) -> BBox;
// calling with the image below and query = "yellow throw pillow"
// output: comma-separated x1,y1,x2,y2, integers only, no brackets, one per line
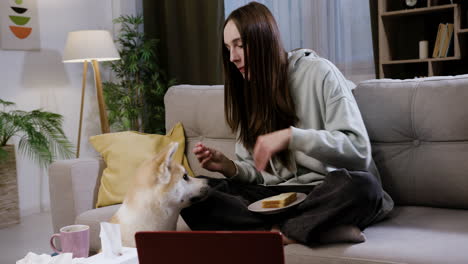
90,122,194,208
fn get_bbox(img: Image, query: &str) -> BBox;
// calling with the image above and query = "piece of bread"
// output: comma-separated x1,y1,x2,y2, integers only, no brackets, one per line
261,192,297,208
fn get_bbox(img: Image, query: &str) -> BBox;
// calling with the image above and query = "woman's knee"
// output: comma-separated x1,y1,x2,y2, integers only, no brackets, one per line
323,169,382,206
349,170,382,205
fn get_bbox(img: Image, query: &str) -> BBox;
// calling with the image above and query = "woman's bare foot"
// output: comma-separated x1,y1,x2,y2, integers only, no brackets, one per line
271,225,297,245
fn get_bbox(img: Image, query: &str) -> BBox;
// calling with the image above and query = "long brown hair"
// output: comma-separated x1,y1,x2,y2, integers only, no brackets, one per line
222,2,298,169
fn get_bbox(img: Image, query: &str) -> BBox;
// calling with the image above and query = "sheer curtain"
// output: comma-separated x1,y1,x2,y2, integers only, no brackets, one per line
224,0,375,83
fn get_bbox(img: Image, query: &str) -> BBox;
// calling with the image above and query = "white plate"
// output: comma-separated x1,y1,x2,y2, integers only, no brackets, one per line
247,193,307,215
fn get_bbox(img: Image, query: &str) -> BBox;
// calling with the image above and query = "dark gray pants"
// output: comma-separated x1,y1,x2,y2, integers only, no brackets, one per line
181,169,384,244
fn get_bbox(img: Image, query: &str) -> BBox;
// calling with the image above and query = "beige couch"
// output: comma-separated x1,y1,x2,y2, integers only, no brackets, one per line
49,76,468,264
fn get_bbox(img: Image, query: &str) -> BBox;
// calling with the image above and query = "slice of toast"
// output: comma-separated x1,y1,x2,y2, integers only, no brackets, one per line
261,192,297,208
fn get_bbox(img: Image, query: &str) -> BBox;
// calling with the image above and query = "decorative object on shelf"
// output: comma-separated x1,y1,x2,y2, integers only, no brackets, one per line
0,0,40,50
102,15,176,135
405,0,418,8
63,30,120,158
419,40,428,59
0,99,74,228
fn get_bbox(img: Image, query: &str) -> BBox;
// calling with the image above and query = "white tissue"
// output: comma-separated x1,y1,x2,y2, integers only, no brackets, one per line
52,253,73,264
77,247,138,264
16,252,86,264
17,252,55,264
100,222,123,257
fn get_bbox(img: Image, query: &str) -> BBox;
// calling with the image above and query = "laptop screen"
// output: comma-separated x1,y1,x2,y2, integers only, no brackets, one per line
135,231,284,264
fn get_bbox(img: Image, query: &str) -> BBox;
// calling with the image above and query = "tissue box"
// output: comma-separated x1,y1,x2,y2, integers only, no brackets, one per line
78,247,138,264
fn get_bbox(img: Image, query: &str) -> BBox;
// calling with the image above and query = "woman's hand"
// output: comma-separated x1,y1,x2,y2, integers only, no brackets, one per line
253,128,292,171
192,142,236,177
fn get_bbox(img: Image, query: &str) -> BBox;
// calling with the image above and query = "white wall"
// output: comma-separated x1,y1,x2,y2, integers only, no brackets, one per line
0,0,142,217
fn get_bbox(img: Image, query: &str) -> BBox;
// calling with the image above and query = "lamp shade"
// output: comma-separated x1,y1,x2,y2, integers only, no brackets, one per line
63,30,120,63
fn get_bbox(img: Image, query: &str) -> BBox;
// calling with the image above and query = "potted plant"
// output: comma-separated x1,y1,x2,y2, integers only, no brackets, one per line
103,15,176,134
0,98,74,228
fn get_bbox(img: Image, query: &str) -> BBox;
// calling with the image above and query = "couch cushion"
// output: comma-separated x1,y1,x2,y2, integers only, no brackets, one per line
76,205,191,252
165,85,236,178
285,206,468,264
354,75,468,208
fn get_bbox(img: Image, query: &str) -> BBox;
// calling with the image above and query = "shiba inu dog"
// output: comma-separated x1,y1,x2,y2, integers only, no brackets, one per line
110,142,209,247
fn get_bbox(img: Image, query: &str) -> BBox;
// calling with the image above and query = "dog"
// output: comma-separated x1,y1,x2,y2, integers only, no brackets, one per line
110,142,209,247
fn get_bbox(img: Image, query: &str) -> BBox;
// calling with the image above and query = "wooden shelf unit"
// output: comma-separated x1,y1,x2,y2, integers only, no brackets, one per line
378,0,468,78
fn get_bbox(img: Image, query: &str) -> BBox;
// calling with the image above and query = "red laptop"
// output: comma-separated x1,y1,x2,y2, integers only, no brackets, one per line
135,231,285,264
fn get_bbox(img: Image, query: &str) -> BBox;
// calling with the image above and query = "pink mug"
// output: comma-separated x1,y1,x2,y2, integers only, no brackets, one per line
50,224,90,258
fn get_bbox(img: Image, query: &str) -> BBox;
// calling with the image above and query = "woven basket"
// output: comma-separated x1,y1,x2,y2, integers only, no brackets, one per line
0,145,20,228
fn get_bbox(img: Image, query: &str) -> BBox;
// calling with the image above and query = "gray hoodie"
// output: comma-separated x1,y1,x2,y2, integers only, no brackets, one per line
231,49,393,218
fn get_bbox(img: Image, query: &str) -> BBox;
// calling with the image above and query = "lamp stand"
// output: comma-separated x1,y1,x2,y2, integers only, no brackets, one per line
76,60,110,158
91,60,110,134
76,61,88,158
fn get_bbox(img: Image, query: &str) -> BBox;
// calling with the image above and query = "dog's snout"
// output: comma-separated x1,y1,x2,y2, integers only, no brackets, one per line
190,186,210,204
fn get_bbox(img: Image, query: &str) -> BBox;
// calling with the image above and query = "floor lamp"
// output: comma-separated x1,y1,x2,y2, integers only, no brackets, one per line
63,30,120,158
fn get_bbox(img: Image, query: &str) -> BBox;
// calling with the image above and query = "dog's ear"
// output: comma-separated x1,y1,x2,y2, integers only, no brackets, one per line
164,142,179,165
158,142,179,184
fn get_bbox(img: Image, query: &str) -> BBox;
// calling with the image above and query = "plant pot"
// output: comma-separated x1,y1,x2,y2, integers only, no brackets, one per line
0,145,20,228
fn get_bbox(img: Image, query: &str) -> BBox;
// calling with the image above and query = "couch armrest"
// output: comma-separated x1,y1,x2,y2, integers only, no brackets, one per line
48,158,105,233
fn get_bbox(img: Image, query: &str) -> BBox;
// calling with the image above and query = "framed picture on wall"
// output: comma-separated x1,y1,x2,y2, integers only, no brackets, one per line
0,0,40,50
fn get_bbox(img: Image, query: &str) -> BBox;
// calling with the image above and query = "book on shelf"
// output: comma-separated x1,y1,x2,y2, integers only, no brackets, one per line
438,24,448,58
439,23,454,58
432,23,444,58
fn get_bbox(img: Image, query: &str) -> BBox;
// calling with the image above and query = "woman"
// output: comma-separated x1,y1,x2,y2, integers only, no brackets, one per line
181,2,393,245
